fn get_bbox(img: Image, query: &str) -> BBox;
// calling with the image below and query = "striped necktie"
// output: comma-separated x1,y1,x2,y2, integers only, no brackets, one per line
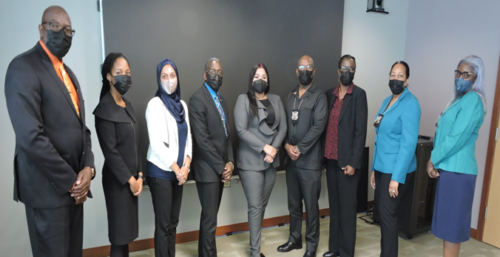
214,95,228,137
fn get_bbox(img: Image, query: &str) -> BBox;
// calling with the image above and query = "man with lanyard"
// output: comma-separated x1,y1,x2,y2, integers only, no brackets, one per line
277,55,327,257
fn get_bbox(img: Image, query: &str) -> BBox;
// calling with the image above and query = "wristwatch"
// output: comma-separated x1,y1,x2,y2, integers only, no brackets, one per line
138,174,144,180
90,167,95,179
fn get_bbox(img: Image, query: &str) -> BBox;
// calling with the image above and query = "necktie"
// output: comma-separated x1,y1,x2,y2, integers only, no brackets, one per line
60,65,80,117
214,95,228,137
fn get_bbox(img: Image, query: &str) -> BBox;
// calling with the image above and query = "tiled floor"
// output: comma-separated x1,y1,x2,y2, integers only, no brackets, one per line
129,215,500,257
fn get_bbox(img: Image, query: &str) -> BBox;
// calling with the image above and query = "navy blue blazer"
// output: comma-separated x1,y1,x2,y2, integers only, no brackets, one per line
372,87,421,184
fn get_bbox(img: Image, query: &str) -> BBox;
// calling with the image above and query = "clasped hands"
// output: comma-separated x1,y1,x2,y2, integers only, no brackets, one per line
69,166,92,205
285,143,300,161
263,144,277,164
221,162,234,183
128,172,144,196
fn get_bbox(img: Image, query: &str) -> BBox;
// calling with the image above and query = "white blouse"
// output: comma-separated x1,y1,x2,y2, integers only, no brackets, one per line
146,97,192,172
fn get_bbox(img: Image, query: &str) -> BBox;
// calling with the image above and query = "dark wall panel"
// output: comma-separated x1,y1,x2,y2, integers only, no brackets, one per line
102,0,344,176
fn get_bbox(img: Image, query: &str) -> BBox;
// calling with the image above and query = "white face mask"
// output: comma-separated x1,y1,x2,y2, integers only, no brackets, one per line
161,78,178,94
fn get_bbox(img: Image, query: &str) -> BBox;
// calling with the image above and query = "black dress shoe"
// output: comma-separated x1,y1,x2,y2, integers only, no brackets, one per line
260,253,265,257
277,241,302,252
323,251,340,257
304,250,316,257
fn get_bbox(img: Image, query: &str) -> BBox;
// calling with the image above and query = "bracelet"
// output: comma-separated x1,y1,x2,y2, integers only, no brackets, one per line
183,164,190,169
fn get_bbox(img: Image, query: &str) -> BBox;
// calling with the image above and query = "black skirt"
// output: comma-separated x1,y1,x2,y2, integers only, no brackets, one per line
102,169,139,245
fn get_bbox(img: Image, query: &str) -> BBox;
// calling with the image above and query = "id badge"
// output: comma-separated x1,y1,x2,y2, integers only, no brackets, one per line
374,114,384,127
291,110,299,124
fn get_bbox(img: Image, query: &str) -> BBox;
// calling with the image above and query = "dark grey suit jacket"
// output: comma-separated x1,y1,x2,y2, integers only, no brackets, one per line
189,85,234,183
4,42,94,208
234,94,287,171
324,84,368,169
283,84,327,171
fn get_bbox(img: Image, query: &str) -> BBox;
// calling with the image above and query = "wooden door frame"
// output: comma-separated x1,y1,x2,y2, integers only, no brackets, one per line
477,56,500,241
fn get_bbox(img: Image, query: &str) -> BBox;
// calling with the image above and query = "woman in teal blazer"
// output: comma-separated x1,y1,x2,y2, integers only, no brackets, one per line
370,61,421,257
428,55,486,257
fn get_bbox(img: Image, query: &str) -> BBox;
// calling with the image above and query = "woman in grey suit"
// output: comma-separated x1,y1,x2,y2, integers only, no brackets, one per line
234,63,287,257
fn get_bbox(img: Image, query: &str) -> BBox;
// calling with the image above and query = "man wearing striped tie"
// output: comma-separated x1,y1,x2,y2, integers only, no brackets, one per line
189,57,235,257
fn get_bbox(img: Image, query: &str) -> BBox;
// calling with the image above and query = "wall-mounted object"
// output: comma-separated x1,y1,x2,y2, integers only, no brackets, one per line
367,0,389,14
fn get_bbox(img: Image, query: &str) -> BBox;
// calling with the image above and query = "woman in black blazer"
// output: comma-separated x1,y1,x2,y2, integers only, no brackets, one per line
94,53,143,257
323,55,368,257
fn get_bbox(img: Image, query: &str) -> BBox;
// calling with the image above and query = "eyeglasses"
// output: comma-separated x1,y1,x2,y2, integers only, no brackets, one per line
454,70,475,80
207,70,223,76
42,21,75,37
298,65,314,71
340,66,356,73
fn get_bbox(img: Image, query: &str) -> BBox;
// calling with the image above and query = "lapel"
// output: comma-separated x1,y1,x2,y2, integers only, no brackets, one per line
202,85,227,135
93,93,136,123
384,87,409,115
37,44,81,123
256,99,274,136
268,96,280,130
338,92,352,122
65,65,84,124
202,85,220,116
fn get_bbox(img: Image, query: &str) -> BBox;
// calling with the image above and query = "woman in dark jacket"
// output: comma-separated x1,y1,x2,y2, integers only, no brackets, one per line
323,55,368,257
94,53,143,257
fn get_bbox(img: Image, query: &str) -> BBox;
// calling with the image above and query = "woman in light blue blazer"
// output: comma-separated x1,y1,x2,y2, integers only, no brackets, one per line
370,61,421,257
427,55,486,257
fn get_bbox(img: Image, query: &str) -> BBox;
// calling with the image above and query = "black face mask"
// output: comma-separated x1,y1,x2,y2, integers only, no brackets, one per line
252,79,267,93
113,75,132,95
206,74,223,92
340,71,355,86
45,29,72,58
298,70,313,86
389,79,405,95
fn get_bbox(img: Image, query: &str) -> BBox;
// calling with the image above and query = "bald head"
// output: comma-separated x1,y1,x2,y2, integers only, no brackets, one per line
41,6,70,24
39,6,71,43
298,55,314,68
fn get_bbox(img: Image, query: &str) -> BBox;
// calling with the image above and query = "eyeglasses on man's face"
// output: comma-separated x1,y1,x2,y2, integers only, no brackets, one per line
207,70,224,76
298,65,314,71
42,21,75,37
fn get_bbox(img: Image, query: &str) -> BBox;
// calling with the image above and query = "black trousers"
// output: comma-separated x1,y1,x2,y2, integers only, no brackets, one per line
25,204,83,257
286,163,322,252
196,181,224,257
326,159,360,257
149,177,184,257
374,171,414,257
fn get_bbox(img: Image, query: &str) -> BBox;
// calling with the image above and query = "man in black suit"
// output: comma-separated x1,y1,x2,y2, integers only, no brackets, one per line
278,55,328,257
323,55,368,257
189,57,234,257
4,6,95,257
